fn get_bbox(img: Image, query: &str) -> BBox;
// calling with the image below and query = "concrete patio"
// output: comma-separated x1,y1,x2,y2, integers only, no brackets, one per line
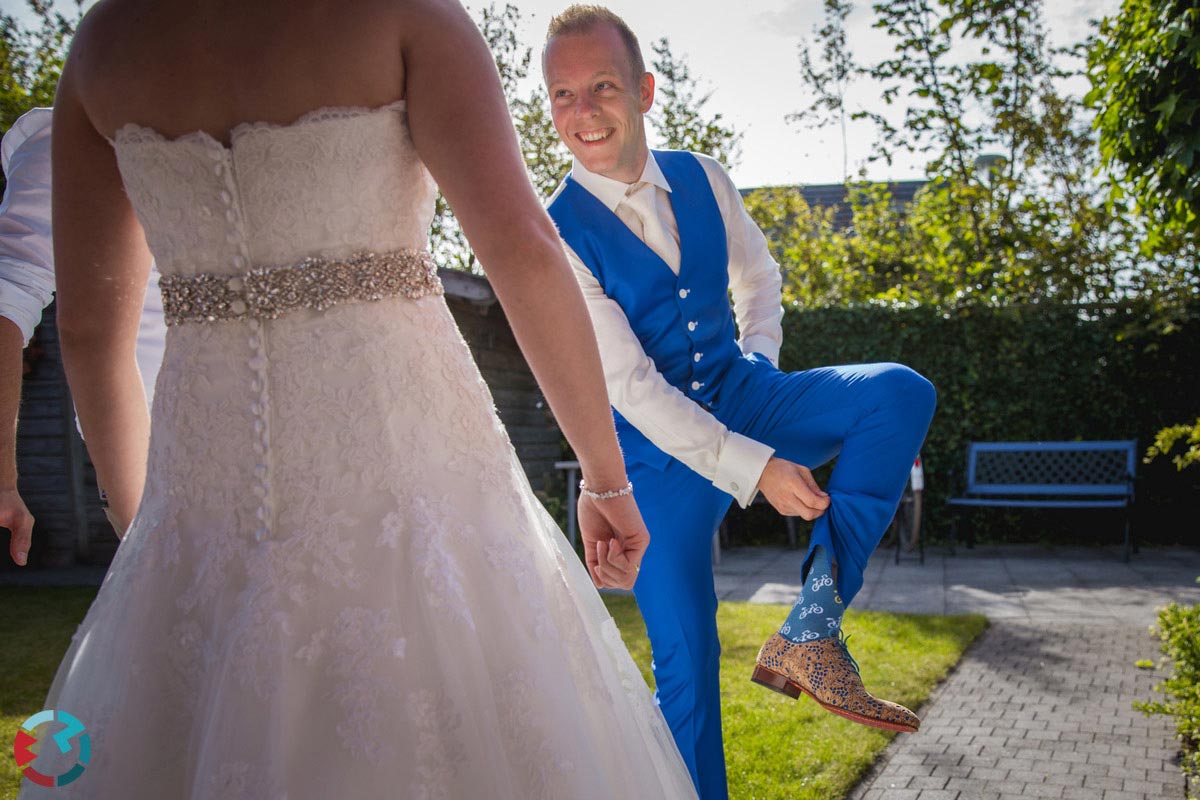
716,542,1200,626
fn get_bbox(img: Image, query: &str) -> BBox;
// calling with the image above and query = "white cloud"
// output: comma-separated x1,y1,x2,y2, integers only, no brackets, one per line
754,0,826,38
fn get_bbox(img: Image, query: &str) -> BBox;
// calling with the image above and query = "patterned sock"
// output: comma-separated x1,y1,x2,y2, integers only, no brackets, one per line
779,545,845,644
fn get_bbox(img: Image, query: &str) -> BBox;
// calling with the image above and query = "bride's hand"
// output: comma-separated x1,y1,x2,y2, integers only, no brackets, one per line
1,488,33,566
577,492,649,591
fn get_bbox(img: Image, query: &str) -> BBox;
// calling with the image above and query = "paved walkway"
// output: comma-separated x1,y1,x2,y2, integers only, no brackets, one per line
716,543,1200,800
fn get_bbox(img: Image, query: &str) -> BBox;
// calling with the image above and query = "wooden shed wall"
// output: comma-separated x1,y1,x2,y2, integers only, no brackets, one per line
8,299,109,571
442,273,566,494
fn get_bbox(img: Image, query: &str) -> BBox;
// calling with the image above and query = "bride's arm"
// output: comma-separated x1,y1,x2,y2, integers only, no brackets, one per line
52,39,153,535
401,0,645,588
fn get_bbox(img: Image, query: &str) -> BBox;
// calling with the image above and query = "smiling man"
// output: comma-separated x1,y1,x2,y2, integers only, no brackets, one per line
542,6,937,799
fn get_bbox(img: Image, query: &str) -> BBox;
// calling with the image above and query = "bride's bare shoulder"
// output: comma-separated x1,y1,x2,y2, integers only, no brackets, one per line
58,0,159,104
60,0,118,70
392,0,477,35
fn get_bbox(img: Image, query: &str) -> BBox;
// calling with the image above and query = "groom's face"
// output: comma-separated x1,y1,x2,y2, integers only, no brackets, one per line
543,23,654,184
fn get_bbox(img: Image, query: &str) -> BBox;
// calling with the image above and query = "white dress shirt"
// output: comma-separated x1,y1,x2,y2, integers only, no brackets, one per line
1,107,166,408
551,151,785,507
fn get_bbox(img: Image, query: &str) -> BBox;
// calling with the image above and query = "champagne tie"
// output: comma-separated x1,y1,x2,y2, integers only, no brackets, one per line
616,181,681,272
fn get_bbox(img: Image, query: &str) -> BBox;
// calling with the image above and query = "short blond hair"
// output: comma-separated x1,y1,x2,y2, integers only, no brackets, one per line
544,5,646,79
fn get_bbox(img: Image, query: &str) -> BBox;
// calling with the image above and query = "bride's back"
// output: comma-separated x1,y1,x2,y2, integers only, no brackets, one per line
49,0,598,560
80,0,441,279
72,0,408,142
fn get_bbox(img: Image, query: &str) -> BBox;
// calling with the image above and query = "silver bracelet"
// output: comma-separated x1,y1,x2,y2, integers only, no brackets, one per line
579,479,634,500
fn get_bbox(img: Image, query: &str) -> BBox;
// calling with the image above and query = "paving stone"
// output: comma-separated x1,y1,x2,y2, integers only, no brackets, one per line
1014,717,1050,730
949,787,1002,800
923,753,965,768
888,753,926,766
860,789,919,800
1033,738,1073,752
1106,765,1149,782
971,735,1009,749
1048,750,1089,765
995,757,1049,774
958,725,995,738
1043,772,1085,787
1011,747,1051,761
1071,760,1106,774
893,763,936,778
1110,743,1152,759
931,764,974,779
875,776,913,790
1084,774,1127,791
907,775,951,790
1139,782,1180,799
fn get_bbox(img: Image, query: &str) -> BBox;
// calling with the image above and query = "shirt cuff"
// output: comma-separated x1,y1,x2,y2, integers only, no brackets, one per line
713,432,775,508
740,334,781,367
0,302,43,345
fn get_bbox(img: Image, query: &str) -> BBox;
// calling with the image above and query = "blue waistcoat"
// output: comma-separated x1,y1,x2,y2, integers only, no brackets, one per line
548,150,745,470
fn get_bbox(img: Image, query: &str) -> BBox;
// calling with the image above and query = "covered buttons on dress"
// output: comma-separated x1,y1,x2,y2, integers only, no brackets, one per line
211,145,275,544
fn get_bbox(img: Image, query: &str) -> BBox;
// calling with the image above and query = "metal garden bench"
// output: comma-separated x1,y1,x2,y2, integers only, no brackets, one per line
946,440,1138,561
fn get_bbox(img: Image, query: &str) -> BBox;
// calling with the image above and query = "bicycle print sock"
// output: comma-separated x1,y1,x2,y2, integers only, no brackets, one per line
779,545,845,644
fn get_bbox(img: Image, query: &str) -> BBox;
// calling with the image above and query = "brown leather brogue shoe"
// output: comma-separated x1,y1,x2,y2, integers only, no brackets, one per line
752,632,921,733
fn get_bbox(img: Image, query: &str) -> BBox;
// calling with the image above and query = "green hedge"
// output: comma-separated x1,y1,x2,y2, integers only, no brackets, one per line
770,302,1200,546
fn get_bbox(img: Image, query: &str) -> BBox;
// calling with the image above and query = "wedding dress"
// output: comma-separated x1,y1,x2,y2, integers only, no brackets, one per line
17,101,697,799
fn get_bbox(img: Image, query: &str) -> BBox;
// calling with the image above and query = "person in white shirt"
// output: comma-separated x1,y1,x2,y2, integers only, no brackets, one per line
0,107,165,567
542,7,937,798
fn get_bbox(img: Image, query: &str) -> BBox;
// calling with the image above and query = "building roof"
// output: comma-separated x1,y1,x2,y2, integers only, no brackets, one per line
740,179,928,232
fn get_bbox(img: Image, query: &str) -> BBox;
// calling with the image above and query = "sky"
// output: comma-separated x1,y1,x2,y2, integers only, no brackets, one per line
4,0,1122,189
501,0,1122,188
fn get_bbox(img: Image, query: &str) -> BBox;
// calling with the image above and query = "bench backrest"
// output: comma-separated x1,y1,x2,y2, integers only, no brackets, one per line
965,441,1136,497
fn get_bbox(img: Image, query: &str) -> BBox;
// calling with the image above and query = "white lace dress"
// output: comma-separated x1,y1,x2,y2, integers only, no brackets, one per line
17,102,697,800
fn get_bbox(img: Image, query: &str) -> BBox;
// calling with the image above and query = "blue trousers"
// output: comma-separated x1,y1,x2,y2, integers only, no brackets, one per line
629,358,936,800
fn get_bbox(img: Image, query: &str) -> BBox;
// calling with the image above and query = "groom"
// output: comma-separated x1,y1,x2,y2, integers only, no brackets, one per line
542,6,936,799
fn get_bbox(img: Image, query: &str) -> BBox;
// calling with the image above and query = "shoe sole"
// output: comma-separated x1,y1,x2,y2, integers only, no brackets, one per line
751,665,920,734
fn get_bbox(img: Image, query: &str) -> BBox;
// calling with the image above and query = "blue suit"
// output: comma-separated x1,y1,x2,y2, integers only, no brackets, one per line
549,151,935,799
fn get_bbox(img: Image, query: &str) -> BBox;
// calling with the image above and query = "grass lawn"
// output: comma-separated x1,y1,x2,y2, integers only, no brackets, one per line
1,587,100,800
605,595,987,800
1,587,986,800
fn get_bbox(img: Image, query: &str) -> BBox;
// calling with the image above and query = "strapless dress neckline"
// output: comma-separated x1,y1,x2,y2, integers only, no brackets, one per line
109,98,407,150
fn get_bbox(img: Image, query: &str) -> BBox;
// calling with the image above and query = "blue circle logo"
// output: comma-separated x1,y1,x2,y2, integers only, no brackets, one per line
12,710,90,787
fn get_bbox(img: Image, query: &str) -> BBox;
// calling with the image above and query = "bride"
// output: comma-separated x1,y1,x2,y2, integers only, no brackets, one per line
18,0,699,796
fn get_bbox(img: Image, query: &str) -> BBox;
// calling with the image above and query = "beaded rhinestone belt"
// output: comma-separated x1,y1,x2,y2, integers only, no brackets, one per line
159,249,443,326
